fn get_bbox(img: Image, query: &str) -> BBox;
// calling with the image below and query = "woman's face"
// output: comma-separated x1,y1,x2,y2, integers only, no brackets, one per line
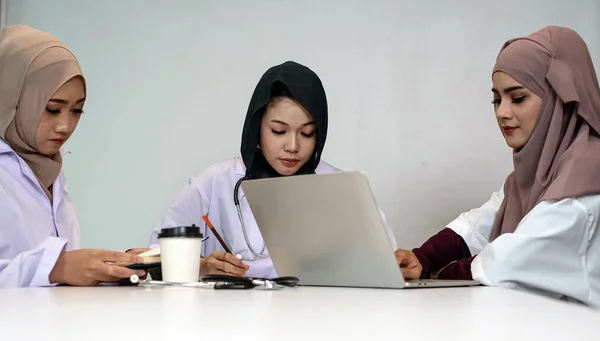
260,97,316,175
35,76,85,156
492,71,543,149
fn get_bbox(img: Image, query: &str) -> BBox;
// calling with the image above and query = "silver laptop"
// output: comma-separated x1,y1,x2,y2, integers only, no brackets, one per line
241,171,479,289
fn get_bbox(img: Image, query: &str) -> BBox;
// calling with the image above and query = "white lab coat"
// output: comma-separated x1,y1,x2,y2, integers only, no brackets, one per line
150,157,398,278
0,138,80,287
448,182,600,308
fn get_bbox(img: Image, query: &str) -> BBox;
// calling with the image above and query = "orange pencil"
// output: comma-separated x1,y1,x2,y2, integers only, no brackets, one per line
202,215,232,254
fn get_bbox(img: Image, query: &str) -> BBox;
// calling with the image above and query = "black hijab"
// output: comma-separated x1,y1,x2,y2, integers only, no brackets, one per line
240,61,328,179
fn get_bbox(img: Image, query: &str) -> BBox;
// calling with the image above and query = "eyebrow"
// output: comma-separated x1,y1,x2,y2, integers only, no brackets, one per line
270,119,315,126
48,97,86,105
491,86,525,94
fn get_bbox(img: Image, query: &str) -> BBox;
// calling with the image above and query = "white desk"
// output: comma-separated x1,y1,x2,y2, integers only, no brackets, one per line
1,285,598,340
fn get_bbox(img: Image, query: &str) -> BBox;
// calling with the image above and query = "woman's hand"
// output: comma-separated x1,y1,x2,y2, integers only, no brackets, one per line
394,249,423,280
200,251,249,276
125,248,150,255
48,249,146,286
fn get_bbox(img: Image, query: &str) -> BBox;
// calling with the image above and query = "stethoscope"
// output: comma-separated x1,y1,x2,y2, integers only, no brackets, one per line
129,274,298,290
234,176,269,261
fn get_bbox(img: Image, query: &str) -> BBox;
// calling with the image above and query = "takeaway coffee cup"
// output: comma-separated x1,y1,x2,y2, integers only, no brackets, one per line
158,225,203,283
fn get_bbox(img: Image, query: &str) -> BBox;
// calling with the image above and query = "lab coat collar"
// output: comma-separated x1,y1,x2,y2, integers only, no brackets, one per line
235,158,247,199
0,138,69,207
235,157,247,176
0,138,38,180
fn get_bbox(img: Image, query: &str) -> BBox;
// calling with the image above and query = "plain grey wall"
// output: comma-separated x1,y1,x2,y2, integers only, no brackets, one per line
5,0,600,250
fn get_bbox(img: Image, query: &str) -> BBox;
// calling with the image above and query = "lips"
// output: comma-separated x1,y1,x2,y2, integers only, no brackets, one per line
280,158,299,167
502,126,517,134
50,138,65,145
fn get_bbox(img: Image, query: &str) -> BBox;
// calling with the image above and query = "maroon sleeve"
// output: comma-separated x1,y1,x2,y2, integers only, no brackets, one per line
433,256,476,280
411,228,474,280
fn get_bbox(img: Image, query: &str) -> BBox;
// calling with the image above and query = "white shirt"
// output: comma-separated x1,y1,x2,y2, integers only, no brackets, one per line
149,157,398,278
0,138,79,287
448,183,600,308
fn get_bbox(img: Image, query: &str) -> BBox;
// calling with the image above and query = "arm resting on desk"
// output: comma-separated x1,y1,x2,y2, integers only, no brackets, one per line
472,197,597,306
0,236,67,288
445,187,504,255
412,228,472,279
411,185,505,280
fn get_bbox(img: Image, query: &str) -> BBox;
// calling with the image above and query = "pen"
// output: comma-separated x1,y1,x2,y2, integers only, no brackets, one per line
202,215,233,254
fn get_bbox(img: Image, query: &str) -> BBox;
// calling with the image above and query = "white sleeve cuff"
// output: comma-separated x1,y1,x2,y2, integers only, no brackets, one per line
447,220,485,255
31,237,68,287
471,255,491,285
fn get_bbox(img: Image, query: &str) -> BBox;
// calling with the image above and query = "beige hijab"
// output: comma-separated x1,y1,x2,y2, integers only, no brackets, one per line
490,26,600,240
0,25,85,201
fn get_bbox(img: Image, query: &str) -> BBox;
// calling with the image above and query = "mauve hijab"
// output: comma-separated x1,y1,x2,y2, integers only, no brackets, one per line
0,25,85,201
490,26,600,240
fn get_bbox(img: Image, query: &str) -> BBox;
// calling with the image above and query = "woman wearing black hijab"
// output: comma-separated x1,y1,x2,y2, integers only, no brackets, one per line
149,61,397,278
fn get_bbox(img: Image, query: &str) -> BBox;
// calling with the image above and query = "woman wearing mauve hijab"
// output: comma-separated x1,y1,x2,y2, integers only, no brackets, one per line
0,25,146,287
150,61,398,279
395,26,600,308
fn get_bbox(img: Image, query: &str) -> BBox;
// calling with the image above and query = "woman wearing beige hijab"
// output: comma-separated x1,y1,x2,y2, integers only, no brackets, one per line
0,25,146,287
395,26,600,308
